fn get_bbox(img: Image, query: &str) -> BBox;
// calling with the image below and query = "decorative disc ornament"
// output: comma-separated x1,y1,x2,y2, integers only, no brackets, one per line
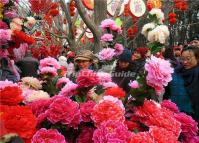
129,0,146,17
82,0,94,10
107,0,125,16
147,0,162,9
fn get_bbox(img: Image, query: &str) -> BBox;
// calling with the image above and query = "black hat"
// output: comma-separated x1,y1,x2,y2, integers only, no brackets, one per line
119,48,132,62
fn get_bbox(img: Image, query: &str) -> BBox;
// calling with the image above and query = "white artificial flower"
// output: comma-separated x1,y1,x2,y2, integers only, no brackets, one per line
149,8,164,23
26,90,50,102
147,25,169,44
21,77,42,90
141,22,156,37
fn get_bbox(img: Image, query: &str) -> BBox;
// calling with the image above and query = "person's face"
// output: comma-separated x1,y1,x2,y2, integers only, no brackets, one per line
173,48,182,57
190,40,199,48
76,60,92,69
132,52,141,61
119,61,130,69
180,50,198,69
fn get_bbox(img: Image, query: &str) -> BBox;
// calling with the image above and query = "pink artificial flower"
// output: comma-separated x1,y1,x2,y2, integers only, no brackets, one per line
102,81,118,89
174,113,198,140
99,48,115,61
100,95,125,111
0,29,11,46
99,19,116,31
129,132,154,143
58,81,78,97
13,43,28,61
77,127,95,143
56,77,70,88
39,57,61,70
145,56,174,95
4,10,18,18
93,120,132,143
91,100,125,126
161,100,179,113
114,43,124,56
46,96,81,128
0,0,9,5
110,24,122,34
32,128,67,143
80,101,96,122
129,80,140,89
0,49,9,58
97,72,112,84
40,67,58,77
100,34,113,42
10,18,23,31
0,20,8,29
0,80,17,90
76,69,99,88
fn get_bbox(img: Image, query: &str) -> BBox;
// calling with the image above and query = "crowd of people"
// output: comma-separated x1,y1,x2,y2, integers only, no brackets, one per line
1,37,199,124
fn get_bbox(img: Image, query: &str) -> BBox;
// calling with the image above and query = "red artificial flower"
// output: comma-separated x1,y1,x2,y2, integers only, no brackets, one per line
77,127,95,143
91,101,125,126
1,106,37,139
169,18,177,24
13,30,36,45
0,86,23,105
168,12,176,19
125,120,143,132
104,87,126,98
48,9,59,17
29,0,52,14
129,132,154,143
80,101,96,122
50,2,59,9
44,15,52,25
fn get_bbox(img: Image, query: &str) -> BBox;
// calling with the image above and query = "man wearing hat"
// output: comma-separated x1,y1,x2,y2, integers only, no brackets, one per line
189,35,199,48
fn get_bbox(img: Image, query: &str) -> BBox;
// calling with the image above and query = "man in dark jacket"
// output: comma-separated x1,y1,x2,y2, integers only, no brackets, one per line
112,48,137,93
16,50,39,77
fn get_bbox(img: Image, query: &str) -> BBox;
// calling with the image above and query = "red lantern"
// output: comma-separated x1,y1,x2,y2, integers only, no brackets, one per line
168,12,177,24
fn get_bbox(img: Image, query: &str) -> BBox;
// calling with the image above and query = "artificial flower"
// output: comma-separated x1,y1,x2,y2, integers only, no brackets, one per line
21,77,42,90
100,33,113,42
80,101,96,122
141,22,156,37
77,127,95,143
97,72,112,84
161,100,179,113
99,19,116,31
114,43,124,56
25,90,50,103
40,67,58,77
149,8,164,23
39,57,61,70
129,80,140,89
98,48,115,61
104,87,126,98
58,81,78,97
56,77,70,88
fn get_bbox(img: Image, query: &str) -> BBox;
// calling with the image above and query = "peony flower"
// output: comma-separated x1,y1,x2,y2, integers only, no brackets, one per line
46,96,81,128
149,8,164,23
98,48,115,61
104,87,126,98
0,29,12,46
10,18,23,31
0,86,23,105
56,77,70,88
102,81,118,89
32,128,67,143
24,16,36,29
141,22,156,37
1,106,37,140
21,77,42,90
129,80,140,89
40,67,58,77
129,132,154,143
100,19,116,31
76,69,99,88
145,56,173,95
174,113,198,140
0,20,8,29
100,33,113,42
58,81,78,97
91,100,125,126
25,90,50,103
0,80,17,90
93,120,132,143
134,100,181,137
97,72,112,84
149,126,179,143
80,101,96,122
147,25,170,44
161,100,179,113
100,95,125,110
39,57,61,70
0,0,9,5
111,24,122,34
4,10,17,18
77,127,95,143
114,43,124,56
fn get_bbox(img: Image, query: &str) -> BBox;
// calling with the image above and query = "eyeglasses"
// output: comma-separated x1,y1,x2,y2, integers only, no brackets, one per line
179,57,193,62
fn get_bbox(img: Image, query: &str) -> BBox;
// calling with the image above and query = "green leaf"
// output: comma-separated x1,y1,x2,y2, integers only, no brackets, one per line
75,20,81,28
115,18,123,27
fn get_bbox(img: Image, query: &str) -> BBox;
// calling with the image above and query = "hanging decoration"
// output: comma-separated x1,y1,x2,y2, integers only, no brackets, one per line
147,0,162,9
107,0,125,17
82,0,94,10
129,0,146,17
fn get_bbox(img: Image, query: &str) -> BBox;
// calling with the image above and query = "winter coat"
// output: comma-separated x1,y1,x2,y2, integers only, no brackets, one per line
0,68,18,82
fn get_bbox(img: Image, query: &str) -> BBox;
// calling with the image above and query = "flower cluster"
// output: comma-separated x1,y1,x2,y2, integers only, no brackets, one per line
21,77,42,90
